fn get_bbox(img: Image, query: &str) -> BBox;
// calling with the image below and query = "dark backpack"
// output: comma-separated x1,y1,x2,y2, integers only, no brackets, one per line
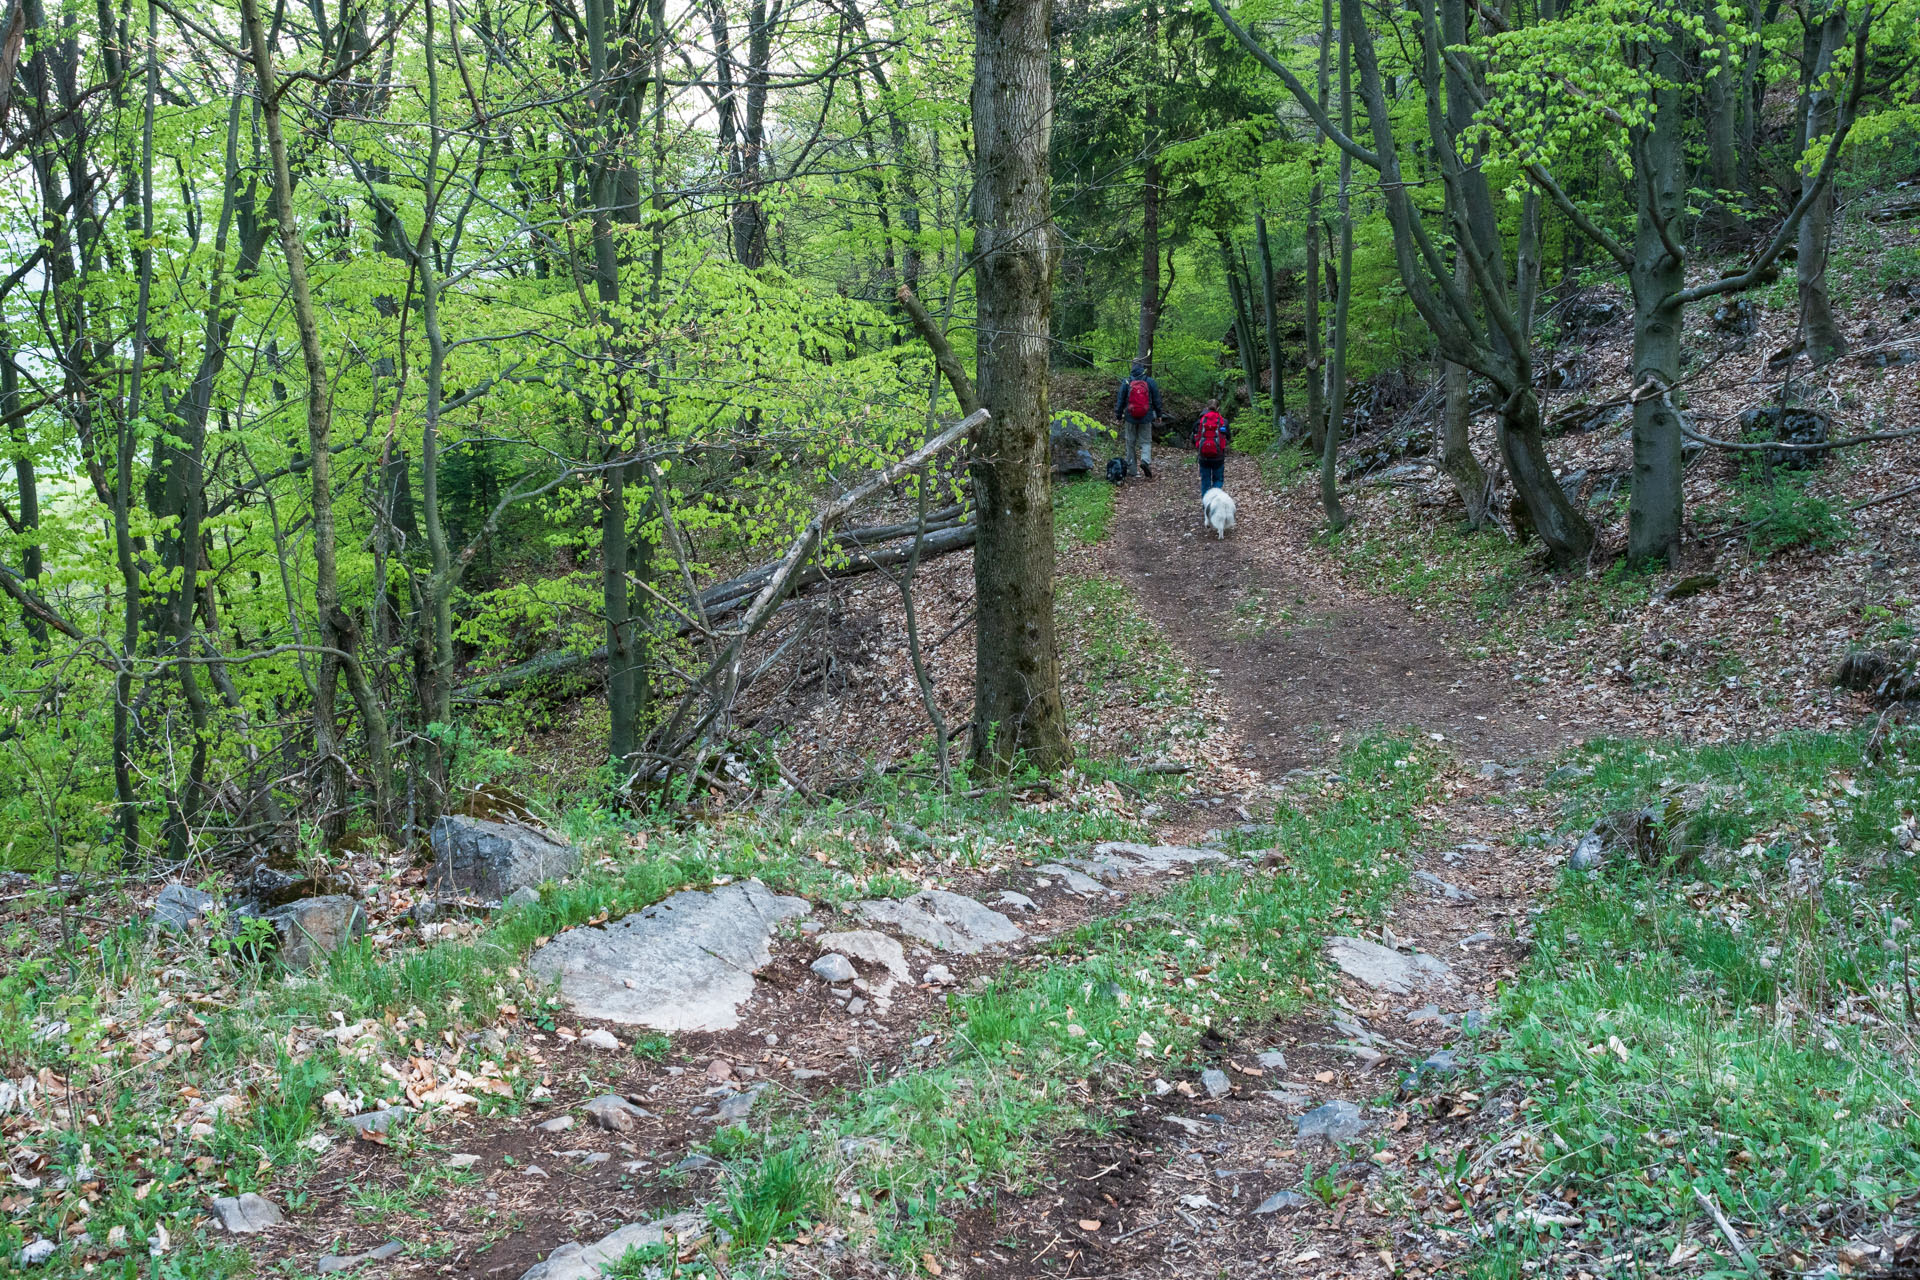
1125,377,1152,419
1194,409,1227,460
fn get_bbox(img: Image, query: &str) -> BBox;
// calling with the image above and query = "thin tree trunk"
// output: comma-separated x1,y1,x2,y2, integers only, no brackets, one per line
1627,55,1689,565
1318,21,1352,532
1222,236,1259,403
242,0,396,833
112,0,158,862
970,0,1069,774
1256,209,1286,425
1796,1,1849,365
1440,253,1491,527
1303,0,1330,457
1134,0,1160,368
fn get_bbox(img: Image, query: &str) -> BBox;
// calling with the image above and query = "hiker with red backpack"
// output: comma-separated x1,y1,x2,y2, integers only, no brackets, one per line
1193,399,1230,495
1112,361,1162,479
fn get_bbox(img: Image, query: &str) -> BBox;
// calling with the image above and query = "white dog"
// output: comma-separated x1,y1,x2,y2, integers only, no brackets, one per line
1202,486,1236,539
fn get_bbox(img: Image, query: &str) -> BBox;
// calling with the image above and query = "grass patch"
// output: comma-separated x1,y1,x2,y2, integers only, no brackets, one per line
1714,472,1851,558
1469,728,1920,1276
1054,477,1116,549
1057,573,1199,736
705,736,1440,1269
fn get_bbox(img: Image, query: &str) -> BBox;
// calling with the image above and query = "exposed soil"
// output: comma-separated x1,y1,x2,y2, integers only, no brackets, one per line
1107,456,1570,775
943,465,1573,1280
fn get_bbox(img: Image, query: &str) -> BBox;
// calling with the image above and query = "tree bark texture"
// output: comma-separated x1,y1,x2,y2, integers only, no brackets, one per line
970,0,1069,775
1796,1,1849,366
1627,49,1688,566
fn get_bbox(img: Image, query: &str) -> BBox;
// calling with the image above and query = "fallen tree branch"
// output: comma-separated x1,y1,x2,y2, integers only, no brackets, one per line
652,408,988,760
453,520,978,699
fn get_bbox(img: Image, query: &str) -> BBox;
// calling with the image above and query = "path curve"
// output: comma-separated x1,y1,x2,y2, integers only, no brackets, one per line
1104,459,1565,773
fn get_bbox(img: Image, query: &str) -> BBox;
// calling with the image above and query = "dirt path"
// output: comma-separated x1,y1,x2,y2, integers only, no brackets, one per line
1106,460,1563,774
284,467,1577,1280
946,466,1577,1280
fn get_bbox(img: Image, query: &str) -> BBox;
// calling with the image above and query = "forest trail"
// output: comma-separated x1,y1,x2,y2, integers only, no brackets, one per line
1107,460,1567,775
935,466,1577,1280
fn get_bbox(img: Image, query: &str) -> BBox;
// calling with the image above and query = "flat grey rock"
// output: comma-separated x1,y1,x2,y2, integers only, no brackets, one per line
1419,1049,1461,1076
818,930,911,981
672,1154,717,1172
317,1241,403,1273
994,891,1038,913
1252,1191,1310,1215
810,953,858,983
212,1193,283,1233
714,1085,766,1123
536,1116,574,1133
530,881,809,1031
1569,832,1606,871
922,963,956,985
13,1239,55,1266
503,886,541,910
1411,871,1476,903
343,1107,410,1135
1256,1050,1287,1070
1202,1068,1232,1098
430,816,579,902
1035,864,1107,895
1459,931,1496,947
1326,937,1454,996
1297,1101,1368,1143
852,890,1020,954
1092,841,1228,872
262,896,365,969
152,884,217,933
516,1213,705,1280
584,1095,652,1133
1264,1088,1315,1107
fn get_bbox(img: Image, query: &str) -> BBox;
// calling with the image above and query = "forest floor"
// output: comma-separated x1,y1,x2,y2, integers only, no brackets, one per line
7,319,1920,1280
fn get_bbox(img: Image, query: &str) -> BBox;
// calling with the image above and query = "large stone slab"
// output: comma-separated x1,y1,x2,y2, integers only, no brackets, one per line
429,816,579,902
1092,842,1228,872
1326,937,1454,996
852,890,1021,954
529,882,808,1031
517,1212,704,1280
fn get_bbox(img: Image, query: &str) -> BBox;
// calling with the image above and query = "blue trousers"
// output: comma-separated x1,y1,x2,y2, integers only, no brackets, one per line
1199,459,1225,494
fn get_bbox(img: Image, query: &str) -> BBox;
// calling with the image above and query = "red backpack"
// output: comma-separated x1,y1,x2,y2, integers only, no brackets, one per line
1126,377,1152,419
1194,409,1227,460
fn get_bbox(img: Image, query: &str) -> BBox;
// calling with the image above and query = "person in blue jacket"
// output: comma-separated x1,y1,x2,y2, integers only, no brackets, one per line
1113,361,1163,479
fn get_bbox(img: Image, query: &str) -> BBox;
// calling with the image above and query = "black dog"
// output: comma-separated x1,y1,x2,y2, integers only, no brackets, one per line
1105,457,1129,483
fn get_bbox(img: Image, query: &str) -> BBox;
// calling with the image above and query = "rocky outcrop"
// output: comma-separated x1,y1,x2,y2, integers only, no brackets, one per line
529,881,808,1031
428,816,579,902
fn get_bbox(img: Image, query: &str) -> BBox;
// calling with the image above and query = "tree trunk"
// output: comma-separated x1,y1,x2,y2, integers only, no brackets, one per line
970,0,1069,775
1440,254,1491,527
1796,1,1849,366
1302,0,1330,456
1627,54,1689,566
1256,209,1286,424
242,0,397,833
1134,0,1160,368
1318,21,1352,532
1702,1,1738,221
1222,236,1259,402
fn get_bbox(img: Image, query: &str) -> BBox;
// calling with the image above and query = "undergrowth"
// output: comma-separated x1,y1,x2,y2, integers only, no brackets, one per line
1471,728,1920,1277
696,735,1439,1272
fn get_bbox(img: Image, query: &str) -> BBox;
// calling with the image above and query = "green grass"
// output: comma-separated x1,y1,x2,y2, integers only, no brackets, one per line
1468,728,1920,1277
700,736,1440,1270
1054,476,1116,549
0,758,1188,1278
